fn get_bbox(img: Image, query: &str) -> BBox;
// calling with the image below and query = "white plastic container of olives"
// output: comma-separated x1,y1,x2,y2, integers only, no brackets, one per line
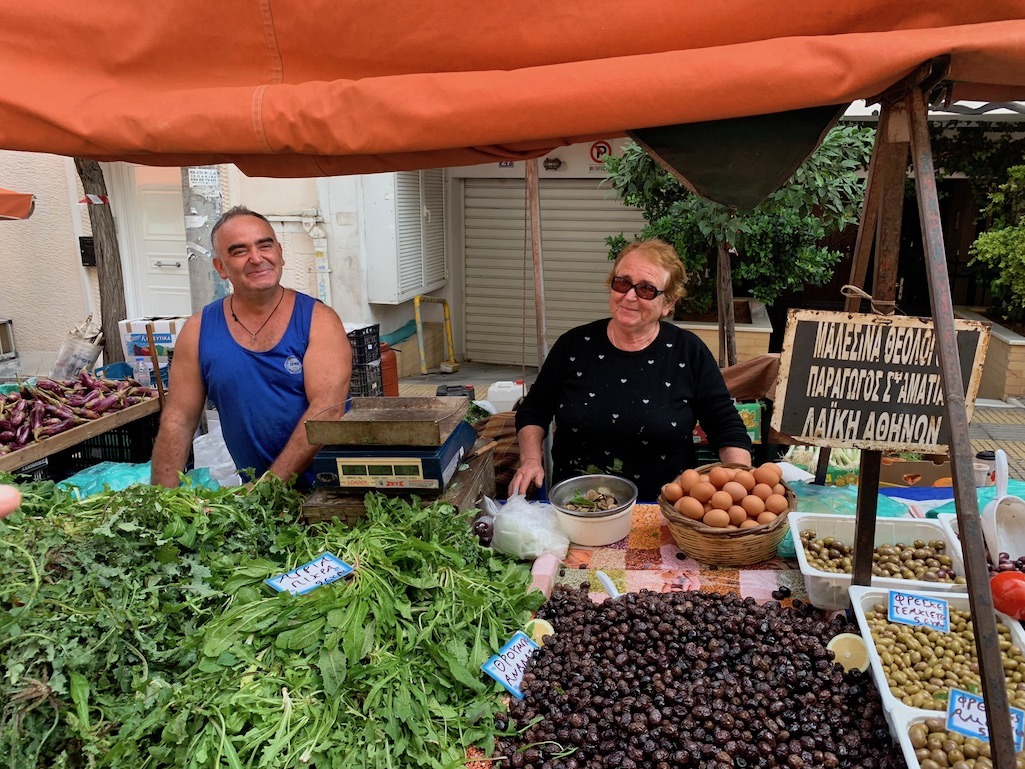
790,513,967,611
850,585,1025,758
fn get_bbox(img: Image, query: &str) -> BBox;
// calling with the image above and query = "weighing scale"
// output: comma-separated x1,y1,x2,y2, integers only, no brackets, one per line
311,420,477,490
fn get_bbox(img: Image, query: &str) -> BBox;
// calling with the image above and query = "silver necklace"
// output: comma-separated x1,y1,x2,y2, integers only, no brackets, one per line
230,288,285,344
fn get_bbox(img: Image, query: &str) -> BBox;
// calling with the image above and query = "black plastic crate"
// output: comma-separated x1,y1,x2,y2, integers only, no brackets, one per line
351,360,383,397
9,457,52,482
436,385,475,399
348,324,381,366
47,411,161,478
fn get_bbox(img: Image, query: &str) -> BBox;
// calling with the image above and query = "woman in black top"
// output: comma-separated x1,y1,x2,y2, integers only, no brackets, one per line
511,239,752,501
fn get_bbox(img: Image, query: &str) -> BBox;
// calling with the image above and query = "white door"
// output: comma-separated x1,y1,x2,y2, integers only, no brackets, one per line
130,166,191,316
462,178,646,365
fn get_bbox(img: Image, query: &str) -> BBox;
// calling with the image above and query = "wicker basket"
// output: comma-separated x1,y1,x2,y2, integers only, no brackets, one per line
658,462,797,567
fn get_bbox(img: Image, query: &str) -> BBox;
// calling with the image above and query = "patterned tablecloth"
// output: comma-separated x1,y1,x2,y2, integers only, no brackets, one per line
532,503,808,604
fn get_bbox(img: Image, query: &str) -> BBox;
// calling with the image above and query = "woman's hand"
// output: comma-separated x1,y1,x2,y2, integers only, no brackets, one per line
509,460,545,498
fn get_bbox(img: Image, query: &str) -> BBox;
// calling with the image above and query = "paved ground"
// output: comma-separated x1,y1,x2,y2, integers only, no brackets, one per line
399,364,1025,480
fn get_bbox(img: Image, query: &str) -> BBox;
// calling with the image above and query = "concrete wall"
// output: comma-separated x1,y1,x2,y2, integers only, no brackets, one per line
0,151,93,375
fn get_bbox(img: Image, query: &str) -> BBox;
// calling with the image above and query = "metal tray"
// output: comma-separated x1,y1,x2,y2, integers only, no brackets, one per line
305,396,470,446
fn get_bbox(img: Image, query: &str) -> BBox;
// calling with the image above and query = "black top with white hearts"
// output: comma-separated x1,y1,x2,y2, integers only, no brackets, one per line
516,318,751,501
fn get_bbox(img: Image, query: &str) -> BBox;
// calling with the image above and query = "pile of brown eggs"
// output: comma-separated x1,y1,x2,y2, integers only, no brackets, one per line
661,462,790,530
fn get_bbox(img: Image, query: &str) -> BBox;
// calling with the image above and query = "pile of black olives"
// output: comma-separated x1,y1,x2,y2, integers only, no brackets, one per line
494,586,902,769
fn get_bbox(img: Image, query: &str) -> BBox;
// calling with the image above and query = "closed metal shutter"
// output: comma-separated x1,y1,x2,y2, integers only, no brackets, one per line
463,178,645,365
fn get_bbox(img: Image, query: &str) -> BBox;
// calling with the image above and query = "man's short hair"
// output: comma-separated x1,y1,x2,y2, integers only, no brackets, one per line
210,206,272,253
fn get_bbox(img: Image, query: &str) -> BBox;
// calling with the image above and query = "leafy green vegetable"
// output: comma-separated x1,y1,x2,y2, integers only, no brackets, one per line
0,476,541,768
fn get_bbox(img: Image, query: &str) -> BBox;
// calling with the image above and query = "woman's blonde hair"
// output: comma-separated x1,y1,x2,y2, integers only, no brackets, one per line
606,238,687,305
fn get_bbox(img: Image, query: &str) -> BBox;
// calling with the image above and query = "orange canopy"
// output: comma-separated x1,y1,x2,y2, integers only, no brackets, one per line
0,187,34,220
2,2,1025,177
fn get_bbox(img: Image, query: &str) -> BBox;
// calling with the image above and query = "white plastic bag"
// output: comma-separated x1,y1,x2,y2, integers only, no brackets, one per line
192,423,242,487
488,494,569,560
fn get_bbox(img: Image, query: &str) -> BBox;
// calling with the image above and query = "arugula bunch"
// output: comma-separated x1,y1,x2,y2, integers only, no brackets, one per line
0,478,541,768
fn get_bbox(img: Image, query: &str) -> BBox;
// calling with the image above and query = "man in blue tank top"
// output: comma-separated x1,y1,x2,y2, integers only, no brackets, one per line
151,207,351,487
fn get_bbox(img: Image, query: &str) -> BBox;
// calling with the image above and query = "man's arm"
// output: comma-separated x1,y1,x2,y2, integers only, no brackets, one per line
151,315,208,487
266,302,351,482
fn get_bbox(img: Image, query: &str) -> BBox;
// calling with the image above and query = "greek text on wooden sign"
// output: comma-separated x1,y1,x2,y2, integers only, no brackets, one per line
771,310,989,453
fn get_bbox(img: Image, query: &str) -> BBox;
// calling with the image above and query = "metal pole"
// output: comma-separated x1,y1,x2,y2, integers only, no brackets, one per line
906,86,1016,769
525,159,549,366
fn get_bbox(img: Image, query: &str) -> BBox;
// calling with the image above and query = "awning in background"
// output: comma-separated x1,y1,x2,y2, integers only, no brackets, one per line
0,2,1024,177
0,187,34,220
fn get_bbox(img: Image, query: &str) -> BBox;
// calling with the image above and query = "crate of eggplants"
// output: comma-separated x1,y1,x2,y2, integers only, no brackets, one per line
495,587,904,769
0,370,156,455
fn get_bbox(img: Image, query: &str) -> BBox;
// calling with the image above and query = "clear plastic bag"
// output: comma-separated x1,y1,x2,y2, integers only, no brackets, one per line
486,494,570,560
192,423,242,487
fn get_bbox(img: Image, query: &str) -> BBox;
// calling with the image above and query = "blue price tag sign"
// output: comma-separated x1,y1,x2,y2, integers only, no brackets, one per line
265,553,353,595
946,688,1025,751
481,631,538,700
887,590,950,633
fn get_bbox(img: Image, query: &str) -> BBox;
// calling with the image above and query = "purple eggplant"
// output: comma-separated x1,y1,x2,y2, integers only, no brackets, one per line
90,393,122,415
0,430,15,443
33,417,76,441
15,423,29,446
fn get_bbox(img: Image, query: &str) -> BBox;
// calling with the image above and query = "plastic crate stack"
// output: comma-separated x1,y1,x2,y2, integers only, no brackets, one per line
348,324,383,396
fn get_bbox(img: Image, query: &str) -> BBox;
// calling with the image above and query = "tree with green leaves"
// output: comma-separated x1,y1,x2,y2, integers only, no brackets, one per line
602,124,875,364
970,164,1025,325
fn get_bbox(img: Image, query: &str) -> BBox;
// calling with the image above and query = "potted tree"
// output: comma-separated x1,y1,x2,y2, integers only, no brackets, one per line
602,125,875,365
962,164,1025,399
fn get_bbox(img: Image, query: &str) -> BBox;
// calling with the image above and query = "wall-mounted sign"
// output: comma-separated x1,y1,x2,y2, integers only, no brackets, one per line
771,310,990,453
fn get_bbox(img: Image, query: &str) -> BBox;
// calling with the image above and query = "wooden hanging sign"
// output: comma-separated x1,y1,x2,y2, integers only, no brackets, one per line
771,310,990,453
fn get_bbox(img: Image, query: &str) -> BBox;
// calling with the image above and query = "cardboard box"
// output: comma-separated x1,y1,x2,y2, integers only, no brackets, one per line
693,401,762,446
879,455,952,487
119,317,188,363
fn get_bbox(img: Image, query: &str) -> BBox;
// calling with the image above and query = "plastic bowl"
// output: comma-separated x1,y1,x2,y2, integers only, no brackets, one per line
549,474,638,547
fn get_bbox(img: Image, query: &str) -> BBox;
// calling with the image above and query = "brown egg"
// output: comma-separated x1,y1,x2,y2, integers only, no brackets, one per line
764,493,789,514
702,508,731,528
663,482,684,504
726,524,739,530
752,465,780,487
727,505,748,526
740,494,765,517
710,490,734,511
733,470,756,492
739,518,762,529
689,481,715,503
759,461,782,478
757,511,778,525
679,468,702,492
722,481,747,503
708,466,732,489
772,483,787,497
675,495,706,520
751,483,774,501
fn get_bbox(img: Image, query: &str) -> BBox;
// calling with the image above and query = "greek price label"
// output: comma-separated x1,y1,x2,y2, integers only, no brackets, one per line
888,590,949,633
481,631,538,699
265,553,353,595
946,688,1025,750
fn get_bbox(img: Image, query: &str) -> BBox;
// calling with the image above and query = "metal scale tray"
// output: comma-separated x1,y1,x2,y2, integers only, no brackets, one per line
305,396,470,447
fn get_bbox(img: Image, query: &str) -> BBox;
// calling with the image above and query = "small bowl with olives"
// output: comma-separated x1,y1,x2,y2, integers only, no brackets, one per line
549,474,638,547
791,512,967,611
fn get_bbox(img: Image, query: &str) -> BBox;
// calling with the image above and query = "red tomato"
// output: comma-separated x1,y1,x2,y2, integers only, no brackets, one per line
991,571,1025,619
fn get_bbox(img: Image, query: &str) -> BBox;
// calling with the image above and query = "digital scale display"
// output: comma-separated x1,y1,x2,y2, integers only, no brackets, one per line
313,420,477,490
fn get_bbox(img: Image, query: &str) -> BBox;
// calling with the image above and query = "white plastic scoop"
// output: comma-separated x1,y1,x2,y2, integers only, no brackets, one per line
981,450,1025,566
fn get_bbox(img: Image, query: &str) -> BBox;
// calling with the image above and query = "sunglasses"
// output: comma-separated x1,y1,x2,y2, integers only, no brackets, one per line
610,275,665,301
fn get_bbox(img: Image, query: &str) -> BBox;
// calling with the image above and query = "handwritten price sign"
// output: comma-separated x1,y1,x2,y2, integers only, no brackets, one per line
481,631,538,699
946,688,1025,750
888,590,950,633
265,553,353,595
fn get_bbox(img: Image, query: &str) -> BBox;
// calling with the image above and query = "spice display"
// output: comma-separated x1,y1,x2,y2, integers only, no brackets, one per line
496,586,902,769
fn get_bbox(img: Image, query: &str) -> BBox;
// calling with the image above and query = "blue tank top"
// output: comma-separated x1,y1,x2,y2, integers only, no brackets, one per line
199,292,317,485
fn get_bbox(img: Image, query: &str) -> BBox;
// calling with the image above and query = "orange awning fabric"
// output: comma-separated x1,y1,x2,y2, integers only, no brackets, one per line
2,2,1025,177
0,187,34,220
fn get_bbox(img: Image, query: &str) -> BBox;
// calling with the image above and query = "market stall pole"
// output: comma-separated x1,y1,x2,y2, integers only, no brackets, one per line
810,61,1016,765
